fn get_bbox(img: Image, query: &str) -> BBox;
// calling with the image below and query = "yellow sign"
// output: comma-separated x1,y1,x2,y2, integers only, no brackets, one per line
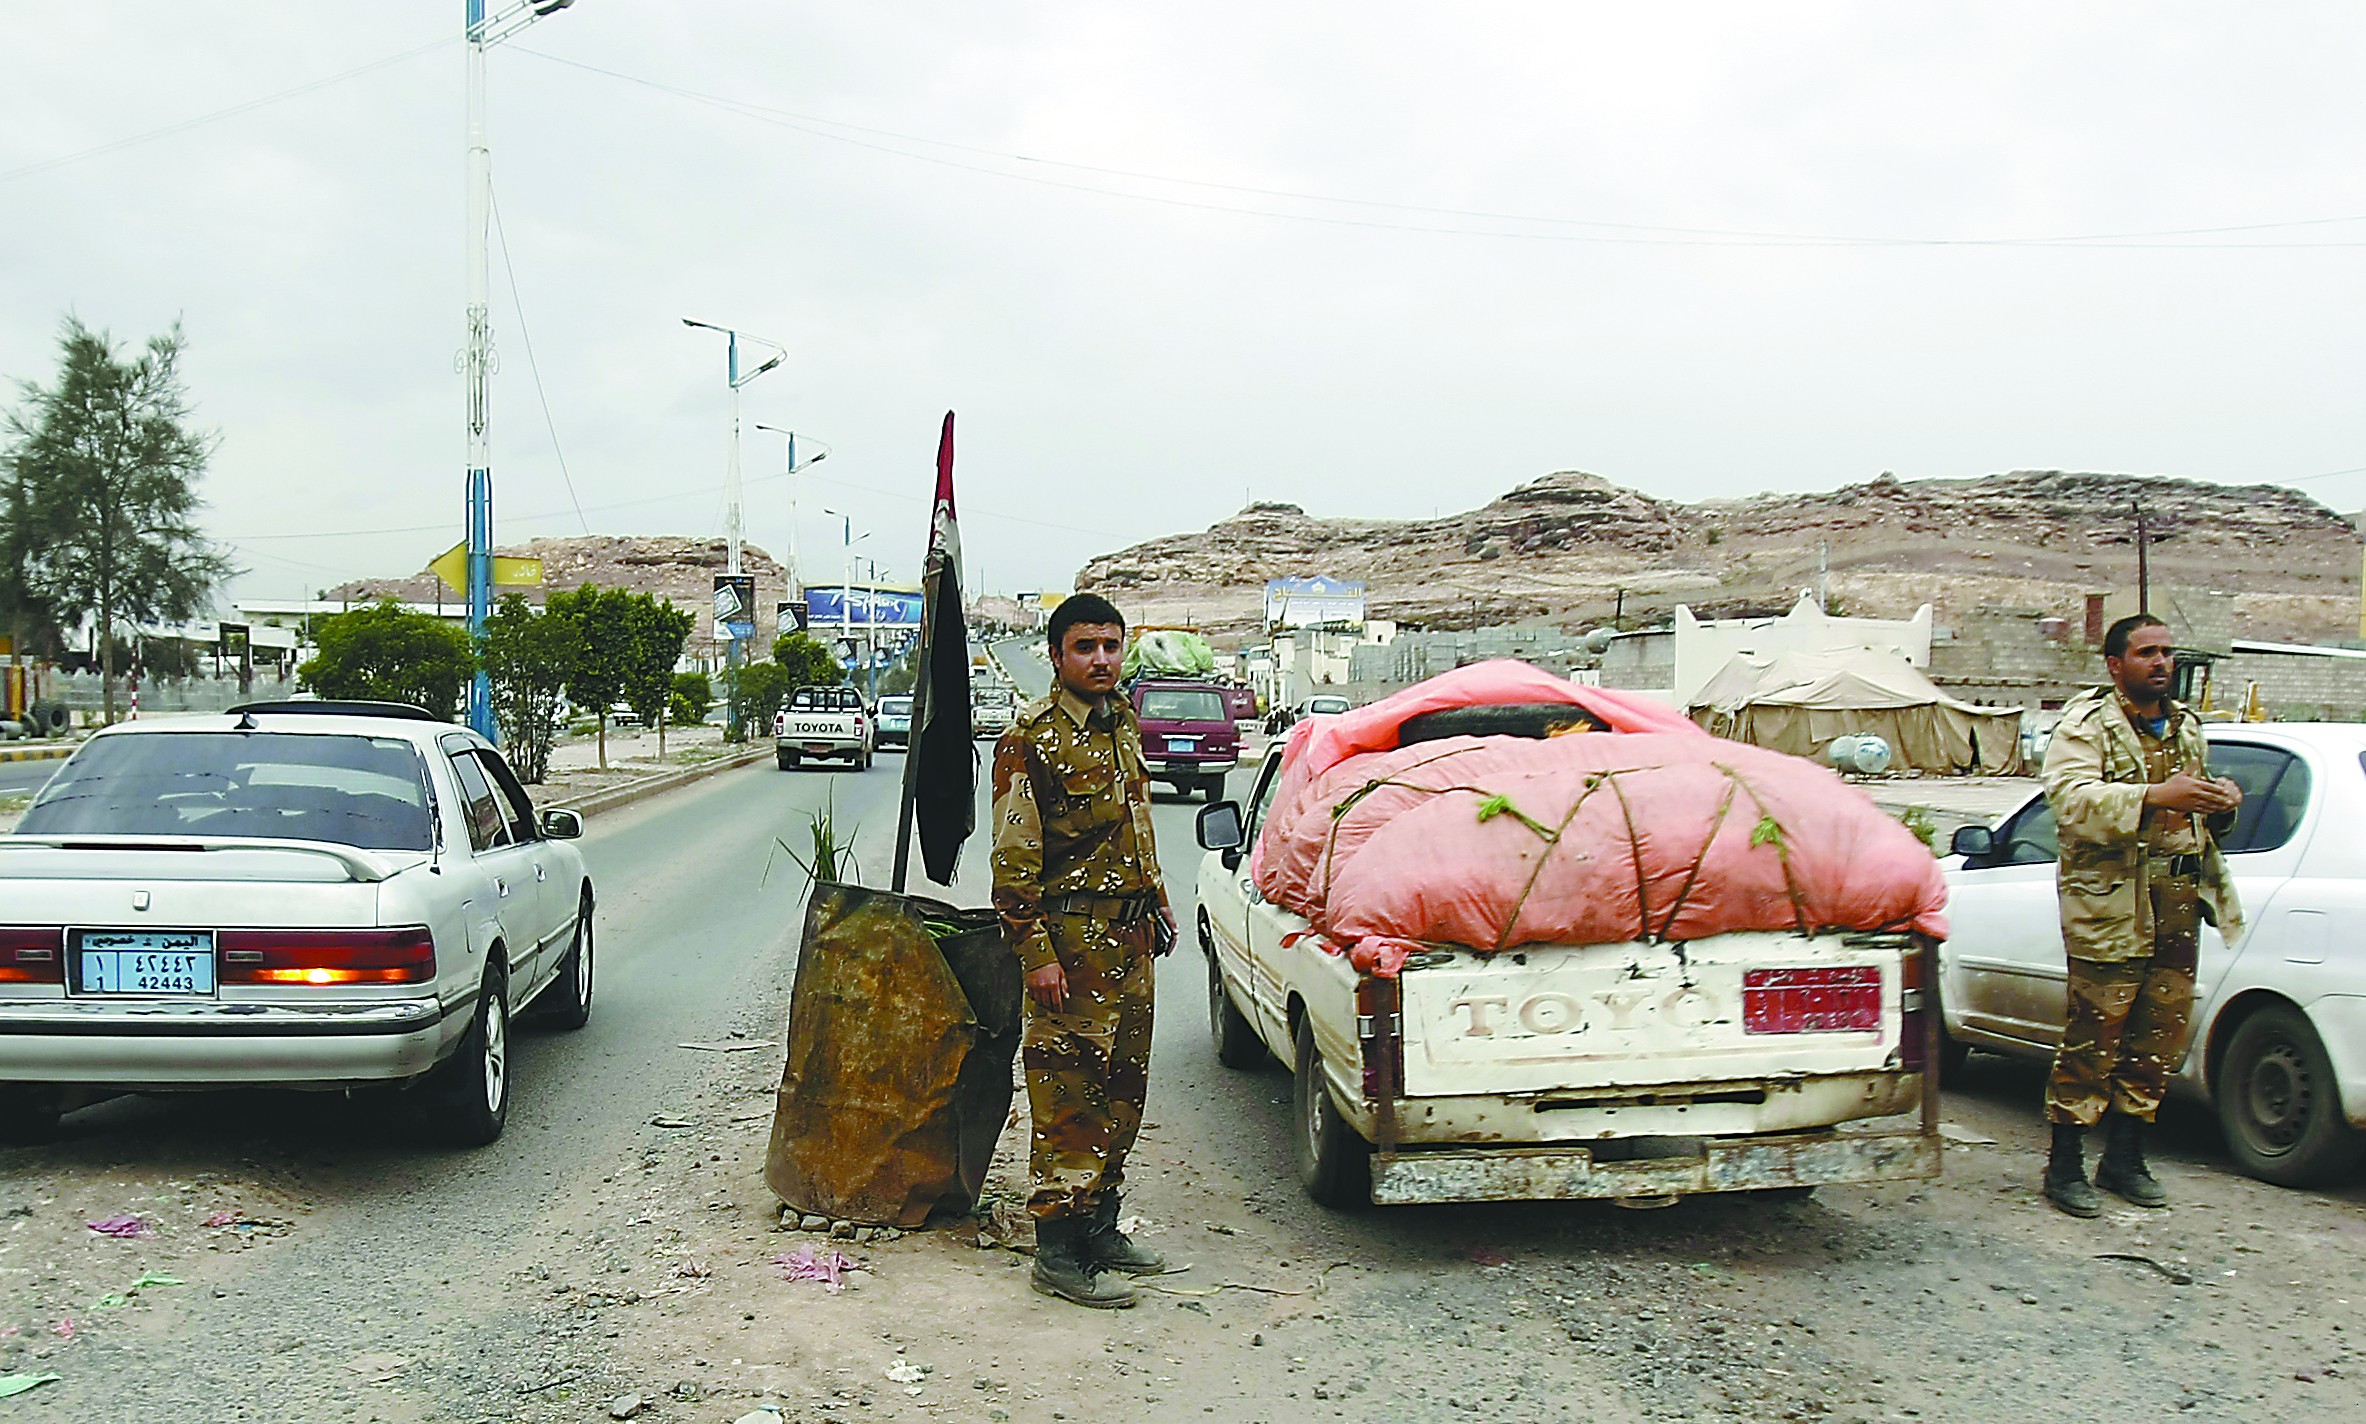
429,542,544,595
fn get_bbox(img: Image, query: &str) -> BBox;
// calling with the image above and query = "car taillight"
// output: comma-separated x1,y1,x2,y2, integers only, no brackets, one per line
1742,966,1882,1034
0,927,64,985
217,927,436,986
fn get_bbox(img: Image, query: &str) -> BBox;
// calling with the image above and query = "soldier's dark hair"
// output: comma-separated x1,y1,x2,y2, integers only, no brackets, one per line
2102,613,2169,660
1047,593,1126,651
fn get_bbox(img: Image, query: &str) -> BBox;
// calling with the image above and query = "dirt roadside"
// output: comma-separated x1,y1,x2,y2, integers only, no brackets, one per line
495,935,2364,1424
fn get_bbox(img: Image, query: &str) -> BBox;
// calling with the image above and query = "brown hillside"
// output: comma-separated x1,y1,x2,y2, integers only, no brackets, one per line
1075,470,2363,645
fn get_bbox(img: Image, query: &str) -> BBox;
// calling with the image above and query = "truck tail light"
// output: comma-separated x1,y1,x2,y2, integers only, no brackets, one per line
0,927,64,985
217,927,436,986
1742,966,1881,1034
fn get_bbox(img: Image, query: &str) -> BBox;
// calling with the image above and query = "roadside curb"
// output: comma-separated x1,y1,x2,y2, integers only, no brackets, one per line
562,745,774,819
0,745,73,763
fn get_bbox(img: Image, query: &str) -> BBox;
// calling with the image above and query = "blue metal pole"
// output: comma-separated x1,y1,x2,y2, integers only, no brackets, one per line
464,0,497,738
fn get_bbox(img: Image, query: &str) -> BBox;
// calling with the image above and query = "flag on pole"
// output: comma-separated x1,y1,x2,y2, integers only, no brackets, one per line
898,411,974,886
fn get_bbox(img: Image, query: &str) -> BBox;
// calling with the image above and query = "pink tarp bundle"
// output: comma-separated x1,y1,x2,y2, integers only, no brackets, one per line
1251,662,1947,975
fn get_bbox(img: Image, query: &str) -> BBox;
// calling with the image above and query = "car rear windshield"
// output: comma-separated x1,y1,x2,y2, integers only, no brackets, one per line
881,698,913,715
18,731,435,851
1138,688,1226,722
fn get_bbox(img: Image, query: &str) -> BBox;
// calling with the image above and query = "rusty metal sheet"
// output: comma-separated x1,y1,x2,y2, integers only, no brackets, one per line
1367,1127,1941,1206
763,882,1021,1227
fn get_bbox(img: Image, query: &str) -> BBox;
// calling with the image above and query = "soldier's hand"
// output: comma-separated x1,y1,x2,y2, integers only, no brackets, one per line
1153,906,1179,958
1026,962,1068,1012
2149,771,2239,815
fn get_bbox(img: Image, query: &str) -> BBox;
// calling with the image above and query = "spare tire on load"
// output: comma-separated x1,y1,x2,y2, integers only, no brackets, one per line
1397,701,1608,745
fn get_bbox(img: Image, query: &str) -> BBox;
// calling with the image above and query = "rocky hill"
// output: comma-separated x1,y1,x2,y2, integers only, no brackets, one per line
1075,470,2364,646
328,536,791,644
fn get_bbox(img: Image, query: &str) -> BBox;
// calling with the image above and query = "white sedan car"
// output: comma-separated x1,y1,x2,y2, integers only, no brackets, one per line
1940,722,2366,1186
0,701,595,1145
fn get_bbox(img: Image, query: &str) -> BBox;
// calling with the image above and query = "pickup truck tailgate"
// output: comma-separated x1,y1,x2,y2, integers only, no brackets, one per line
1396,931,1909,1098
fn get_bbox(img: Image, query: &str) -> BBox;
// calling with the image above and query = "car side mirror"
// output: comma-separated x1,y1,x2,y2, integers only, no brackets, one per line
540,808,585,840
1197,800,1245,853
1950,825,1995,859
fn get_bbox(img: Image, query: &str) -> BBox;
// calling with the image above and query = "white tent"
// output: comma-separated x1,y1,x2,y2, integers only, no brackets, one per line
1689,647,2025,775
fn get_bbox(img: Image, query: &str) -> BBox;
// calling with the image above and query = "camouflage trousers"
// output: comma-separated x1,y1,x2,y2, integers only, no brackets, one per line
1022,913,1156,1221
2046,877,2201,1126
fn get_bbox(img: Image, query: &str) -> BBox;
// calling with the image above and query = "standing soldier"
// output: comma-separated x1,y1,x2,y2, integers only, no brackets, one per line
991,593,1179,1308
2038,614,2243,1216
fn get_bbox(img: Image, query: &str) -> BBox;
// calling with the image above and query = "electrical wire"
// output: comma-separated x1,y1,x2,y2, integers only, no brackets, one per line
490,183,593,535
513,46,2366,251
0,36,456,185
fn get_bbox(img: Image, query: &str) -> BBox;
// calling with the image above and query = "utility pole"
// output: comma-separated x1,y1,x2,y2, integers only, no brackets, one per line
2133,499,2150,614
682,318,783,738
752,424,829,606
459,0,579,740
1817,540,1829,611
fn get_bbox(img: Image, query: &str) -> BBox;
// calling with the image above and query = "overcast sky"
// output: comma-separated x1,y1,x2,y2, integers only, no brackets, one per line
3,2,2361,609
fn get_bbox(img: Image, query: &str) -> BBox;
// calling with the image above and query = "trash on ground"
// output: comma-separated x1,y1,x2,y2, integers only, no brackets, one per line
49,1319,72,1341
0,1374,60,1399
729,1408,784,1424
775,1247,864,1292
95,1272,184,1307
679,1040,776,1053
1118,1214,1155,1235
84,1214,150,1238
885,1361,926,1385
650,1116,697,1129
1937,1123,1999,1146
2095,1252,2196,1286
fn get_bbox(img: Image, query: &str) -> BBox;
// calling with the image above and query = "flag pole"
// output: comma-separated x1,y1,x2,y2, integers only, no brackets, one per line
891,553,935,894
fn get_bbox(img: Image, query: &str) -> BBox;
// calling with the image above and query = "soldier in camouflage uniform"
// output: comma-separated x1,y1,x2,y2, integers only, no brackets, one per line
991,593,1180,1308
2038,614,2243,1216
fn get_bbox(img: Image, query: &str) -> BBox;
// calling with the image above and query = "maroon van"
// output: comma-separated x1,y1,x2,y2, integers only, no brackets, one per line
1130,679,1240,802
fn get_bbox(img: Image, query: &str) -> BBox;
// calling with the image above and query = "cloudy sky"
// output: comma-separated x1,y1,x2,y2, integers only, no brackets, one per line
3,2,2360,608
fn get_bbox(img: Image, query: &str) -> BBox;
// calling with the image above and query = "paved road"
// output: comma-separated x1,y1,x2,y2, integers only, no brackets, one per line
0,757,65,795
991,635,1052,700
3,752,2358,1421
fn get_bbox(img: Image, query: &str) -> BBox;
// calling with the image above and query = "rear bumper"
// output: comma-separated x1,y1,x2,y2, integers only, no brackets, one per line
0,997,458,1089
1368,1124,1940,1205
776,739,863,758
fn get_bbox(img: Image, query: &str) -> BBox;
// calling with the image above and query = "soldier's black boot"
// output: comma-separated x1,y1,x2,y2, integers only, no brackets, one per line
1031,1217,1137,1309
1085,1193,1174,1276
2094,1111,2169,1208
2043,1121,2103,1218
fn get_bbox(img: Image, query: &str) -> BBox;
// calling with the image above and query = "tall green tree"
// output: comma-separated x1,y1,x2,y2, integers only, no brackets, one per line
297,601,474,719
545,583,636,769
617,593,695,756
5,317,235,720
479,594,580,783
771,631,844,688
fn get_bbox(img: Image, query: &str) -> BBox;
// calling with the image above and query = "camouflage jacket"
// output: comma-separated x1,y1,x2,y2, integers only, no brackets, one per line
990,687,1170,974
2039,687,2243,960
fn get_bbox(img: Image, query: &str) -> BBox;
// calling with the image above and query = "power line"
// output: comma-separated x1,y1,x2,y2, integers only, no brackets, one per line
489,184,592,535
515,47,2366,251
0,36,456,185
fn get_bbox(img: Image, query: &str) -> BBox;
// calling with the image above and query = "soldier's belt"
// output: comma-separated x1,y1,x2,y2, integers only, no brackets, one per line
1044,892,1162,924
2148,853,2203,879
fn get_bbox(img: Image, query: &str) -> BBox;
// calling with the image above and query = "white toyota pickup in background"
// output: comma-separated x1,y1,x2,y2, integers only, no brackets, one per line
773,686,874,772
1194,753,1942,1208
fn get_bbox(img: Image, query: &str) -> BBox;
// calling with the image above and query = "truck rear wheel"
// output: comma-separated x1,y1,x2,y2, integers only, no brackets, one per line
1292,1019,1371,1209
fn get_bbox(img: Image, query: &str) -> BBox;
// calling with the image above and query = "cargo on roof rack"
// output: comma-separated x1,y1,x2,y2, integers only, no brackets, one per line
224,700,445,723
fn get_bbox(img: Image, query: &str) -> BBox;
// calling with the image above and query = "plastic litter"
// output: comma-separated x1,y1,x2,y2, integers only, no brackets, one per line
885,1361,926,1385
730,1407,784,1424
84,1213,150,1238
95,1272,183,1308
774,1247,864,1292
0,1374,60,1399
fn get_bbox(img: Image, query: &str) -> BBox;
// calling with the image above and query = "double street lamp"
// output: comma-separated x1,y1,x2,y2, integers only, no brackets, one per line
821,508,873,696
683,317,785,740
751,424,829,611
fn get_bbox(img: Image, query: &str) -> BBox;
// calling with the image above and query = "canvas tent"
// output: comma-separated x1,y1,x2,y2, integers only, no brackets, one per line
1688,647,2025,775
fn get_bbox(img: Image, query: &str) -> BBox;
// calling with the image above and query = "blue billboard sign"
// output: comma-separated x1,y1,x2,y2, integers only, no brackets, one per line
806,585,923,630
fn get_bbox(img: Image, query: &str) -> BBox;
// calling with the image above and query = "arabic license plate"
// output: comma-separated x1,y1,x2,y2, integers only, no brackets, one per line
1165,737,1198,753
75,930,216,996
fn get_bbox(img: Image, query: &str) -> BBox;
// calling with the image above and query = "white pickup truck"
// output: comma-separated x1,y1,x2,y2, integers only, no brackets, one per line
773,686,874,772
1193,754,1941,1207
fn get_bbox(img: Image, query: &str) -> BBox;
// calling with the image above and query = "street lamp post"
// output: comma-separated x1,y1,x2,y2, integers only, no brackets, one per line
460,0,580,740
855,556,887,704
750,424,828,606
822,509,869,690
683,318,784,740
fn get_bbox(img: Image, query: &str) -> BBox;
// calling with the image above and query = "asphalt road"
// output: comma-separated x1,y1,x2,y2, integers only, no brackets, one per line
0,757,65,795
3,750,2359,1421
